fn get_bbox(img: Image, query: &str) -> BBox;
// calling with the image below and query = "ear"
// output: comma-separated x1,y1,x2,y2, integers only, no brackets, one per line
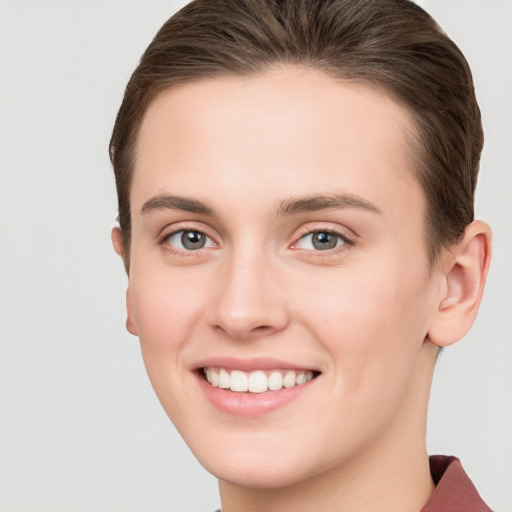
111,227,138,336
111,226,124,258
428,221,491,347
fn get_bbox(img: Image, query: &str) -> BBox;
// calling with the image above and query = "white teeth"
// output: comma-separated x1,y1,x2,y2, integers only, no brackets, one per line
296,371,313,385
283,370,296,388
218,369,230,389
296,372,307,385
230,370,248,392
248,370,268,393
203,368,315,393
268,371,283,391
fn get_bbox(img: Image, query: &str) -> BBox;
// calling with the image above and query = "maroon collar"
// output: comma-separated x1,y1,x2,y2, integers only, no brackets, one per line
421,455,492,511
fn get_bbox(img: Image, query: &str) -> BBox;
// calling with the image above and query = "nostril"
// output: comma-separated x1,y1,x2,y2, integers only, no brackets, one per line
212,322,278,338
253,325,272,332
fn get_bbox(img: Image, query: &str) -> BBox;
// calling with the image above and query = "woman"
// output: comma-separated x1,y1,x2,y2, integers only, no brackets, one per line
110,1,492,510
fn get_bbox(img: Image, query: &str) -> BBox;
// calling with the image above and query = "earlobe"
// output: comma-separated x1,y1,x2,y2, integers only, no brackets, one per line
126,289,139,336
428,221,492,347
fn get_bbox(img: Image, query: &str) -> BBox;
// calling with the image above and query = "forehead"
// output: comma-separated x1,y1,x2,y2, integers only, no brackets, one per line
133,66,423,221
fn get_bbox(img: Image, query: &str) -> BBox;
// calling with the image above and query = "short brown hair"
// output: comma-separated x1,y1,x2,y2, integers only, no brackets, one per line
110,0,483,268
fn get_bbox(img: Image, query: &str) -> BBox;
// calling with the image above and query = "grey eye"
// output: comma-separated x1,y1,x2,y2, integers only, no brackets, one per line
297,231,345,251
166,230,215,250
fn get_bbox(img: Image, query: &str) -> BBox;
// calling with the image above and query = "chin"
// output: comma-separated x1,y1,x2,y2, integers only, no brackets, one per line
202,452,315,489
183,425,346,490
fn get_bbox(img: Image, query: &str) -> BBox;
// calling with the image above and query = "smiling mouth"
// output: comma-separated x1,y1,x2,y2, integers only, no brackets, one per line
202,367,319,393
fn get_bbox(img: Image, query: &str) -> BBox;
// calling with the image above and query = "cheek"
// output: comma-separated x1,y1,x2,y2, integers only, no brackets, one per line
130,267,207,347
287,271,434,465
297,263,433,394
127,267,211,408
128,268,212,425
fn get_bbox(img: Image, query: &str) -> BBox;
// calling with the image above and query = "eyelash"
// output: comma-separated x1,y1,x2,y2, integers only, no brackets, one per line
157,226,356,257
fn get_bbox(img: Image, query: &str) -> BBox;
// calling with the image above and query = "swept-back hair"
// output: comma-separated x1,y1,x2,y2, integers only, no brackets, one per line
110,0,482,269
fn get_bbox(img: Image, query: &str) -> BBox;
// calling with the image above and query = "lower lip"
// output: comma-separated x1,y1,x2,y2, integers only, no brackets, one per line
196,372,318,417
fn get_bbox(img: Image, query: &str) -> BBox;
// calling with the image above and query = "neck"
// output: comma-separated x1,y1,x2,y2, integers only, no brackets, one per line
218,341,438,512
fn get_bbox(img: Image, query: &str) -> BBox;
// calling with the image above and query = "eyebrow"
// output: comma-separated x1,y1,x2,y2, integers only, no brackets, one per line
140,192,381,217
141,194,215,216
276,193,382,216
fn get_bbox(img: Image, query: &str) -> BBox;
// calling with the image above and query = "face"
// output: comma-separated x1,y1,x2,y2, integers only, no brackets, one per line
124,67,442,489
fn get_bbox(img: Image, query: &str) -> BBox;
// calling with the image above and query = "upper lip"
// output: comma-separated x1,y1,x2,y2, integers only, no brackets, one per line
192,356,320,373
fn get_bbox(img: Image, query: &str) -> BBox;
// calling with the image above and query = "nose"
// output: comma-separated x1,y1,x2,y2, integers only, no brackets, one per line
206,246,291,340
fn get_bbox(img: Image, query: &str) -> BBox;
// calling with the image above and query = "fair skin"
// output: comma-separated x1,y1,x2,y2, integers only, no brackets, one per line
112,66,491,512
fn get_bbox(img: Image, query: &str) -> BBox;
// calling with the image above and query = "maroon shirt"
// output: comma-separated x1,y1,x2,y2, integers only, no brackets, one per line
421,455,492,511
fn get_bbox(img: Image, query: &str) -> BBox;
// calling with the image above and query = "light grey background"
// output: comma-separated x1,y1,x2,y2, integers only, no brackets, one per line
0,1,510,511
